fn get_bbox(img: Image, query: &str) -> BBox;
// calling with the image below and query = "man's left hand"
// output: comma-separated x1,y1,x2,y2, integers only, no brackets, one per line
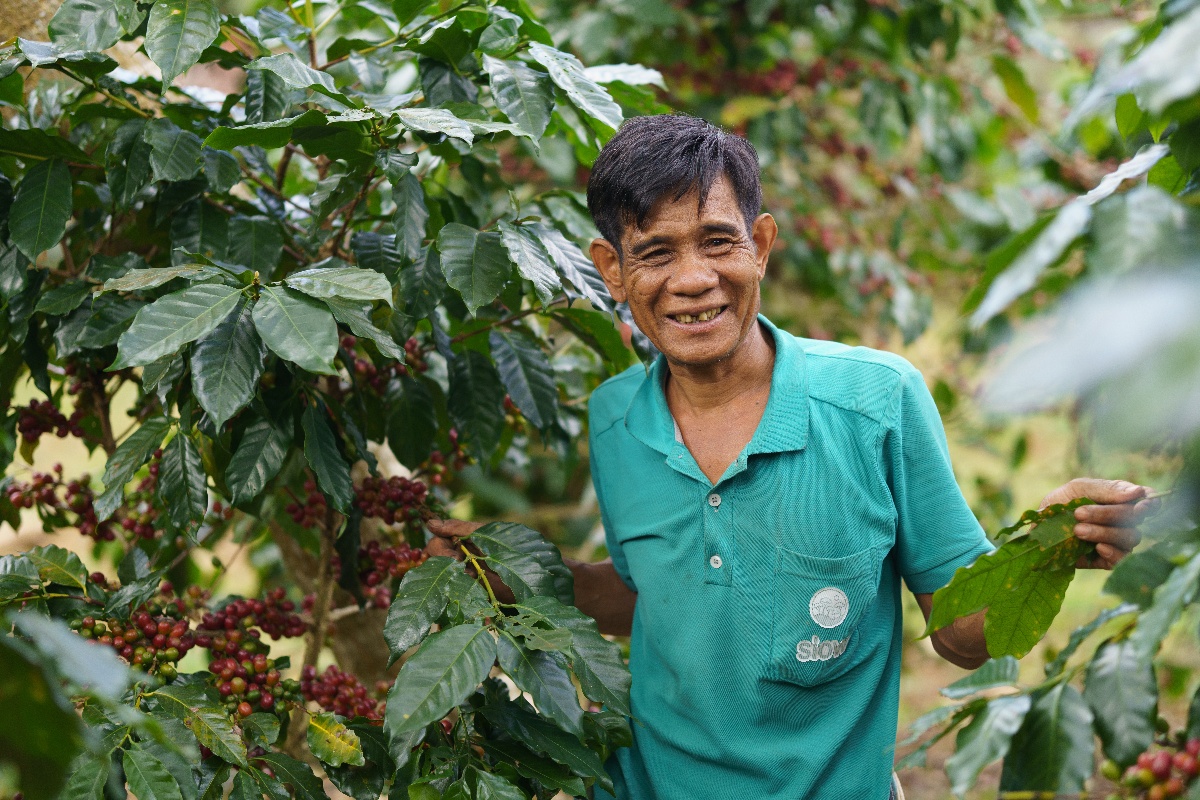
1040,478,1159,569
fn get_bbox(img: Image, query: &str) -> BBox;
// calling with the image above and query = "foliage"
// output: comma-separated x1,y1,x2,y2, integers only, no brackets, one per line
0,0,646,796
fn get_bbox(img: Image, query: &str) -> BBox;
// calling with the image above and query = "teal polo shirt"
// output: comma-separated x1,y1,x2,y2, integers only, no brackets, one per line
587,315,992,800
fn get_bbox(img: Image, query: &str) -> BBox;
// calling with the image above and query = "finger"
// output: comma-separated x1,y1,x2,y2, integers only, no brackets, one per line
426,518,478,539
1073,523,1140,554
1075,479,1148,505
1093,542,1127,568
425,537,464,561
1074,501,1156,527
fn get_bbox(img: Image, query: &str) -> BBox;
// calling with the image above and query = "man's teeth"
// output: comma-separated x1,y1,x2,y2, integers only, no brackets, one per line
674,308,723,324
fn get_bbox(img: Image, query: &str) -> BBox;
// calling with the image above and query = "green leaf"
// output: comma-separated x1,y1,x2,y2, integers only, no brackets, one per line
482,702,608,783
256,753,324,800
78,295,143,349
489,329,558,430
384,624,497,734
286,266,393,307
228,216,284,276
192,301,266,428
48,0,129,50
108,120,154,210
145,0,221,88
145,118,203,183
1115,93,1145,139
307,711,365,768
927,532,1084,658
470,522,574,605
325,297,406,361
1000,684,1094,794
438,223,511,316
511,594,629,715
11,612,135,700
242,714,281,749
11,158,72,260
484,56,553,140
252,285,339,375
159,431,208,528
101,264,205,293
226,413,292,505
532,224,612,313
0,635,85,800
34,281,91,317
478,15,520,56
991,55,1038,124
392,172,429,263
204,110,328,151
248,53,352,106
497,632,584,736
1128,550,1200,658
399,247,445,320
1171,117,1200,174
375,149,418,184
150,683,248,767
1084,638,1156,766
123,747,183,800
301,402,353,513
498,221,560,306
385,376,438,467
468,767,525,800
96,416,171,520
944,695,1031,796
112,283,244,369
0,128,95,163
528,43,622,132
553,308,635,373
1044,603,1137,678
326,722,394,800
940,657,1020,700
394,107,475,144
447,349,506,460
228,771,258,800
583,63,665,88
481,740,587,796
57,752,111,800
384,556,460,665
204,147,241,194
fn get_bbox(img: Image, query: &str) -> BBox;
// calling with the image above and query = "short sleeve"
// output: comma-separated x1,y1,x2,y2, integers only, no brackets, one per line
884,367,993,594
588,415,637,593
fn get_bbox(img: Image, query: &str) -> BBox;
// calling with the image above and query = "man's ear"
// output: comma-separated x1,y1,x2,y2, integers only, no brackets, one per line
590,238,627,303
751,213,778,280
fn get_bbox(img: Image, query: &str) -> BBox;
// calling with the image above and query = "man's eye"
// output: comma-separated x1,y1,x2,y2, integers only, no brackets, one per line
707,238,732,247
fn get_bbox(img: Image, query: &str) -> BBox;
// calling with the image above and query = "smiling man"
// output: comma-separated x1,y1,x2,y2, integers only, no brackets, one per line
427,114,1155,800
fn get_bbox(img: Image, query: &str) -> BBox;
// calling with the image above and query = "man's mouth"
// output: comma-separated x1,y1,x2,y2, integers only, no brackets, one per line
670,306,726,324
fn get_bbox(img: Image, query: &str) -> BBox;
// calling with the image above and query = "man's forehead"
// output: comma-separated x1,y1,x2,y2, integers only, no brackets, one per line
625,178,744,239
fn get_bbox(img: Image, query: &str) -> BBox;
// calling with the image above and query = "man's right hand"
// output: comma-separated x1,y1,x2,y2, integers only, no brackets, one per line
424,517,484,560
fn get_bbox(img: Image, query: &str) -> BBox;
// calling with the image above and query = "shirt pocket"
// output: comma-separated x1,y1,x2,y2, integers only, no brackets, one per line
766,545,882,687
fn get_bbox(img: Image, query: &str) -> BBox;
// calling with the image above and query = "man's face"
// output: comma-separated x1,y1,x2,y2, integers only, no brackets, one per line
591,176,777,369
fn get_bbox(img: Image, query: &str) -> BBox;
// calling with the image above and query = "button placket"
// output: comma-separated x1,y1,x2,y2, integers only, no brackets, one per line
703,487,733,586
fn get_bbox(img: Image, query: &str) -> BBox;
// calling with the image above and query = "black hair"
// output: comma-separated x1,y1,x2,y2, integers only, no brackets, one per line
585,114,762,257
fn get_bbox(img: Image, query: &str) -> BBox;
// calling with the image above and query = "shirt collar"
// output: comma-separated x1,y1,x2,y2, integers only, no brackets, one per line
622,314,809,458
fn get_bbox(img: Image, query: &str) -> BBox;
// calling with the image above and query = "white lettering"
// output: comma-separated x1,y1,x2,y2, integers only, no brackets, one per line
795,634,851,663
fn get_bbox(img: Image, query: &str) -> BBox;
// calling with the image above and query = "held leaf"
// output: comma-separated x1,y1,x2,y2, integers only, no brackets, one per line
308,712,365,768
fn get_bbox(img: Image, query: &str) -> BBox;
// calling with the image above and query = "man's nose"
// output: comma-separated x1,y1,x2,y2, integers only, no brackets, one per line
666,251,719,295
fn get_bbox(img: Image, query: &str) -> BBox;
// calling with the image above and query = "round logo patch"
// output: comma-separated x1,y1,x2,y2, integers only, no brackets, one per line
809,587,849,628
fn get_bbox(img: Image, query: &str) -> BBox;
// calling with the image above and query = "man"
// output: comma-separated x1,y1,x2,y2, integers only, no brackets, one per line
427,114,1154,799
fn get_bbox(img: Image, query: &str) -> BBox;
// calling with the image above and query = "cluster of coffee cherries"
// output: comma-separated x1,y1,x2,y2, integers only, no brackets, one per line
403,337,428,374
1107,739,1200,799
285,477,328,527
425,429,469,486
300,664,387,721
17,399,87,443
341,335,405,394
71,582,197,679
355,474,431,527
357,539,427,608
196,589,307,717
6,465,120,541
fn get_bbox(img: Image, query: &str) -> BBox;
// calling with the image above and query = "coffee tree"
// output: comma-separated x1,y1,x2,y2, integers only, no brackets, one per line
900,2,1200,796
0,0,652,796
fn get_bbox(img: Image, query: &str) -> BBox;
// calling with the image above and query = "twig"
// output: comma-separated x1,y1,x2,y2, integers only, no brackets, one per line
276,145,297,190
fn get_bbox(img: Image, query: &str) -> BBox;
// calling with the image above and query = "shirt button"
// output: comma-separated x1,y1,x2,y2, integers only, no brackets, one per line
708,493,721,508
709,555,723,569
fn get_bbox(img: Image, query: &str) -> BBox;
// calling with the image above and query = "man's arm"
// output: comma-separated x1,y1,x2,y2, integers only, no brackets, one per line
914,478,1157,670
425,518,637,636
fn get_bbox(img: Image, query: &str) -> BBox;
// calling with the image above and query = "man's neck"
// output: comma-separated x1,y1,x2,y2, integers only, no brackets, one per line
664,320,775,415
